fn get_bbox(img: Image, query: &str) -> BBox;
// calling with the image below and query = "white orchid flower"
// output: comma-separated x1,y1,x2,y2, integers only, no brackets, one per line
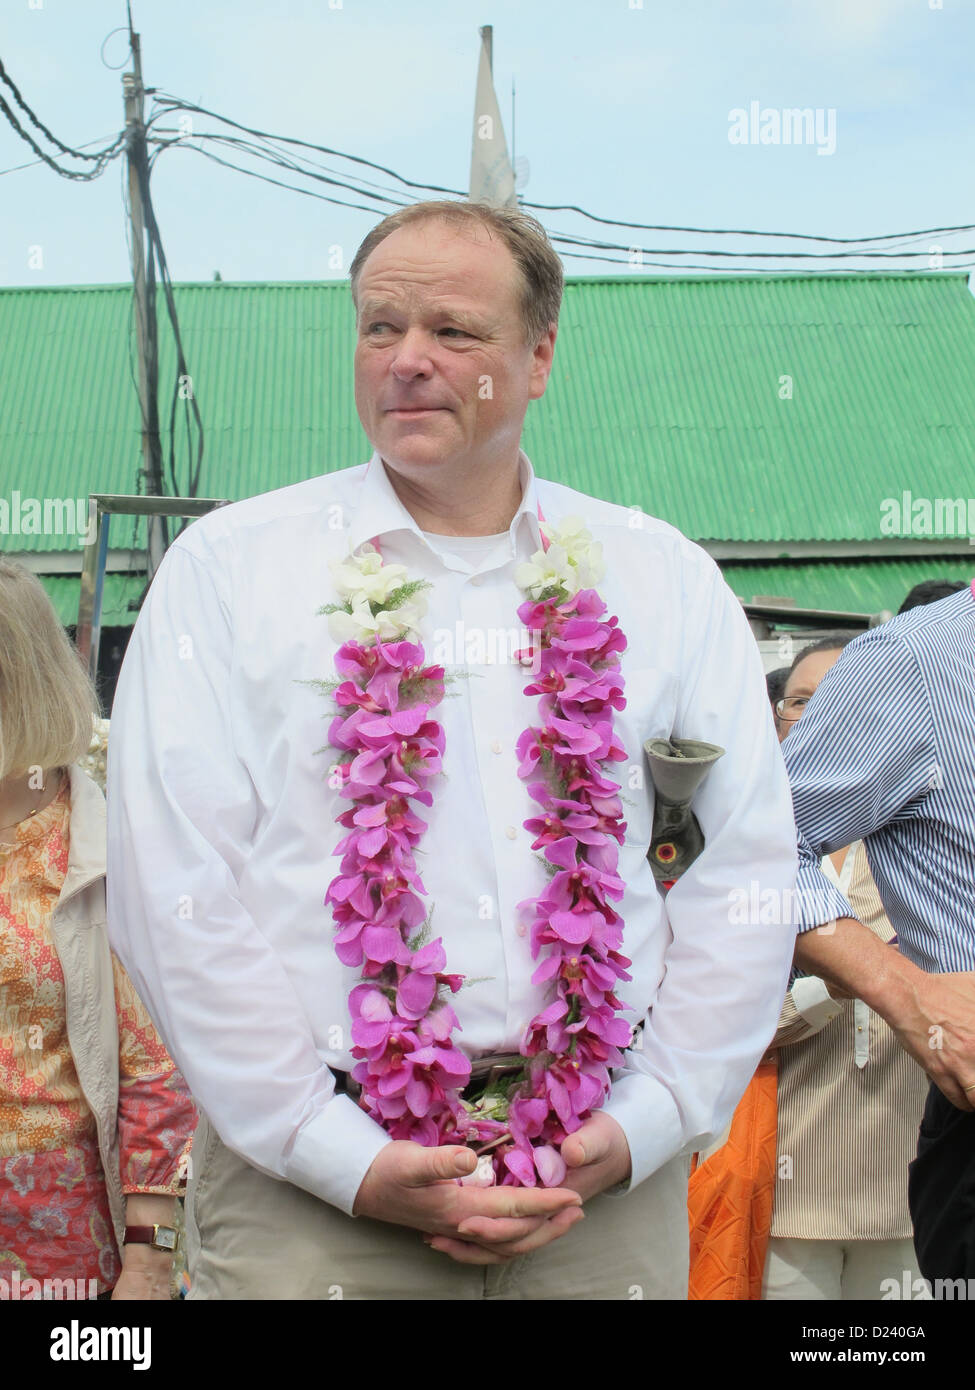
327,599,381,646
514,515,605,598
374,595,426,642
330,545,411,607
328,593,426,647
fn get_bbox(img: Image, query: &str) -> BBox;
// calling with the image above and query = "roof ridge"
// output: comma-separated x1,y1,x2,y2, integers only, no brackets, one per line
0,271,969,294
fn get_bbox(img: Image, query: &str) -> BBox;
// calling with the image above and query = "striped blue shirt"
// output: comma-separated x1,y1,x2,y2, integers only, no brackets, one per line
783,581,975,974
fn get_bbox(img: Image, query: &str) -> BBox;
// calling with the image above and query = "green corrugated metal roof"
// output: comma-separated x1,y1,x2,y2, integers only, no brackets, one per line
37,571,144,627
2,274,973,553
721,556,974,615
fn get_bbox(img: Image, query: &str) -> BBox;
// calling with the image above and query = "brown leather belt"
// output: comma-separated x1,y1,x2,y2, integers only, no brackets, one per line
330,1030,643,1101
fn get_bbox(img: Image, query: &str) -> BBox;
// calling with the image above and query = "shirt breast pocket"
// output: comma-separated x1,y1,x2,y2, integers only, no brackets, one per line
616,665,678,852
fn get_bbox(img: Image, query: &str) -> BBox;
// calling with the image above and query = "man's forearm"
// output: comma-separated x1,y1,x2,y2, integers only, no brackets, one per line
793,914,921,1022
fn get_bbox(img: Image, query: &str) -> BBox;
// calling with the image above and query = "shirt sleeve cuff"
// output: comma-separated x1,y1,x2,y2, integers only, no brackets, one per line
284,1093,393,1216
790,975,843,1031
794,858,857,933
600,1070,685,1196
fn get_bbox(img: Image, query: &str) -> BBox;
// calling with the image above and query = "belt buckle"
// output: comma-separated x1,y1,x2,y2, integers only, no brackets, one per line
464,1053,524,1102
334,1056,526,1105
483,1062,522,1091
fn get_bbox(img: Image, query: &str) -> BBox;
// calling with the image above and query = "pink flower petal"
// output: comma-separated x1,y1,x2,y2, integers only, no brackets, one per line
503,1147,537,1186
534,1144,567,1187
396,970,437,1020
361,925,409,964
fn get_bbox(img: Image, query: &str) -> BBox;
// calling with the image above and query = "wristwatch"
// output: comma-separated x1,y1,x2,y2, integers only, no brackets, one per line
123,1224,179,1253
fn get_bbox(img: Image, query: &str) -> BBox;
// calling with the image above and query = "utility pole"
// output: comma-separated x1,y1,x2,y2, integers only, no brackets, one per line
123,25,167,578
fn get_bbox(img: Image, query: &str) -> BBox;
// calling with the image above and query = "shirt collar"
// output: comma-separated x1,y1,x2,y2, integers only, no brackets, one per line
346,449,544,559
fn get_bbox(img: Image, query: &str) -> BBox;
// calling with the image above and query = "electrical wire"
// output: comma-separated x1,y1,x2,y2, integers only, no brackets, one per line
138,171,205,504
147,92,975,253
0,59,126,179
163,129,410,209
152,122,424,205
520,197,975,246
2,65,954,273
100,25,133,71
156,139,410,216
543,228,975,262
553,246,975,273
147,94,465,197
0,132,123,177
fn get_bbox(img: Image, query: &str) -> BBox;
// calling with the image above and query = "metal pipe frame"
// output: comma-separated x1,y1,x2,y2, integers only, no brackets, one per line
76,493,229,682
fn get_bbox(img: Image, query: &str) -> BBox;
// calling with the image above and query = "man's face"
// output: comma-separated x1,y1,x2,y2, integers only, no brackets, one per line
353,218,555,480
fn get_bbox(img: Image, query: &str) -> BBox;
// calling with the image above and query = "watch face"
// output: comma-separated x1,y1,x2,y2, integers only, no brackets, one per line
152,1227,178,1252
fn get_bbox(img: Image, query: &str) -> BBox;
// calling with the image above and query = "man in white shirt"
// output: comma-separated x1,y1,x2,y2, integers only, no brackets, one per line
106,200,798,1299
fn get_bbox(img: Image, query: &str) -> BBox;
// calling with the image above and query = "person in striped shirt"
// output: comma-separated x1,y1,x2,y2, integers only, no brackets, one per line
782,580,975,1288
764,636,929,1300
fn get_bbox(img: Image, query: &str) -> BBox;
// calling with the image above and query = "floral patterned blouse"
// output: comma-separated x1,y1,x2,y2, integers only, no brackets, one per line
0,776,196,1295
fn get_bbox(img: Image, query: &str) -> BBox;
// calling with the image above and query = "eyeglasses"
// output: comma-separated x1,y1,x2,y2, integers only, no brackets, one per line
774,696,809,722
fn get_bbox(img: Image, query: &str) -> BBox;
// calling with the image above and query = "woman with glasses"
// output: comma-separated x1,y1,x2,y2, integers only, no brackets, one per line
761,637,929,1299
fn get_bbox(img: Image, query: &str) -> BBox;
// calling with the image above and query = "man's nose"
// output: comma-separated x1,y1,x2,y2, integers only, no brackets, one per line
389,327,434,379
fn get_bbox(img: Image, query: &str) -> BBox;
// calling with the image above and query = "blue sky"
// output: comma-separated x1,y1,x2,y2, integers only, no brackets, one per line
1,0,973,287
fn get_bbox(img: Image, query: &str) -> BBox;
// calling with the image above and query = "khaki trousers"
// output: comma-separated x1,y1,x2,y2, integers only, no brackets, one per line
762,1235,930,1301
185,1110,690,1300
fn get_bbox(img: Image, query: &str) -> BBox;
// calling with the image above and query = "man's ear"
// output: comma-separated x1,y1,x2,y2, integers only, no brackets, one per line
529,324,558,401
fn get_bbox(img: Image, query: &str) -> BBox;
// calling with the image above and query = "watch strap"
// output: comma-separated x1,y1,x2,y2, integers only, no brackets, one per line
123,1224,178,1251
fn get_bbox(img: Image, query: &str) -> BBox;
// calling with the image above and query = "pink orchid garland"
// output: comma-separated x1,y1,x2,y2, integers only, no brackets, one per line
323,538,633,1186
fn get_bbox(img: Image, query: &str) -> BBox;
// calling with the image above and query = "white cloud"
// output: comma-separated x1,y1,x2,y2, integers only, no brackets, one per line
787,0,921,50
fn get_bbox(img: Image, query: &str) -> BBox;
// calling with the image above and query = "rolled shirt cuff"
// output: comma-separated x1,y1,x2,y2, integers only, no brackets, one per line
793,859,857,933
600,1070,686,1196
285,1092,393,1217
790,974,844,1031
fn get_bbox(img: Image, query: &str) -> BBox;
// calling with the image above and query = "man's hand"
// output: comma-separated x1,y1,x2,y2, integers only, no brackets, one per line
430,1112,633,1264
883,969,975,1111
560,1112,632,1201
353,1141,584,1265
797,916,975,1110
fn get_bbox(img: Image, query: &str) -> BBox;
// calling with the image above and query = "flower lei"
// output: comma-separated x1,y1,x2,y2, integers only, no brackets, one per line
320,515,633,1188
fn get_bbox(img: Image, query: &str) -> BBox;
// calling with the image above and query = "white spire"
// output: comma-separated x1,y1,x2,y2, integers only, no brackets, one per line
469,26,517,208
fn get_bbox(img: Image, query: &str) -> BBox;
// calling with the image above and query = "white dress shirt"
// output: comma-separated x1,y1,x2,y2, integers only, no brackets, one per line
106,450,799,1216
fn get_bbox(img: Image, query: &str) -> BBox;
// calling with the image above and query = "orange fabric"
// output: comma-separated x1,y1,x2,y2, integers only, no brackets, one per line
687,1056,778,1300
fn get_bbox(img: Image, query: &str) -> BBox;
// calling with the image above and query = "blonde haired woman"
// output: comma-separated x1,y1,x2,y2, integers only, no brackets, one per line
0,559,196,1300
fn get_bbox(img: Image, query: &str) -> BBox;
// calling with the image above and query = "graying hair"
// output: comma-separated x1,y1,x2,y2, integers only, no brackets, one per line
348,199,564,347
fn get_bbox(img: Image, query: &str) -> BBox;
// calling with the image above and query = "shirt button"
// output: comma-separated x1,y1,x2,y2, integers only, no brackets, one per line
471,574,483,586
515,920,527,937
491,740,502,754
505,826,517,840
